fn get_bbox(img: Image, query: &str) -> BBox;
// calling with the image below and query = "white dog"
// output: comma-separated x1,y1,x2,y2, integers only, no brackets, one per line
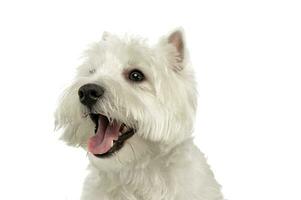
55,29,223,200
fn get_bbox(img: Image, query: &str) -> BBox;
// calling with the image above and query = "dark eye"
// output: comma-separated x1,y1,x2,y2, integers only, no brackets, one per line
128,69,145,82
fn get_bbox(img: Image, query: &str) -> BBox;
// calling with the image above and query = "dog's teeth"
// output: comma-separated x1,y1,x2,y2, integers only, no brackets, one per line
110,141,114,148
109,118,113,125
119,132,122,136
122,126,128,133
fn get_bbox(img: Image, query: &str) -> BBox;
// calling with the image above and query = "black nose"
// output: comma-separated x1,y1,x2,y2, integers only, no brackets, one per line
78,84,104,108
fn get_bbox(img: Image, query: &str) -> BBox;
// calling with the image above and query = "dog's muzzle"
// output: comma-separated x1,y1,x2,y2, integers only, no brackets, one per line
78,84,136,158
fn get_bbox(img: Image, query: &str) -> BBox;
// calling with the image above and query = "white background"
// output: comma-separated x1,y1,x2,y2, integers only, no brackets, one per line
0,0,300,200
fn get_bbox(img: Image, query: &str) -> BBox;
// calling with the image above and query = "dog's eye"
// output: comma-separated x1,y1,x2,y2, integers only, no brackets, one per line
128,70,145,82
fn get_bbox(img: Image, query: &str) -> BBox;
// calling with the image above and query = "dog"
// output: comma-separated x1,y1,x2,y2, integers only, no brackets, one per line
55,29,223,200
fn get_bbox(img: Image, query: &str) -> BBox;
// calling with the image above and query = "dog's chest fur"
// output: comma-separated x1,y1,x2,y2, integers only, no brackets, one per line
81,140,223,200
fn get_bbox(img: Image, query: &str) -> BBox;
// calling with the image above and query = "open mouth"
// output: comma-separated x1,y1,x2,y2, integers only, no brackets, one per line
88,113,135,158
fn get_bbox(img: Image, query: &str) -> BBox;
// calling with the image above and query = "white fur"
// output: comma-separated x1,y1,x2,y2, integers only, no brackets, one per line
55,29,223,200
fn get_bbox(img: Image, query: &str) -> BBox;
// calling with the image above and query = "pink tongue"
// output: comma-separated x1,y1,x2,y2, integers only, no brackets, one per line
88,117,121,155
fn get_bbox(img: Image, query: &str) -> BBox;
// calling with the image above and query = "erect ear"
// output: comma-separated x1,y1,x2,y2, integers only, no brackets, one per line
102,31,112,41
166,28,186,71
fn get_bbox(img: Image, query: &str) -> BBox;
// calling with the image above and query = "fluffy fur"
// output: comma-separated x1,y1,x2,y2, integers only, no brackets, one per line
55,29,223,200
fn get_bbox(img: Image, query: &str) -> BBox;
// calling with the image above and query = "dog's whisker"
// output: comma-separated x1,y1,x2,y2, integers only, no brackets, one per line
128,142,137,163
82,112,89,118
116,152,125,166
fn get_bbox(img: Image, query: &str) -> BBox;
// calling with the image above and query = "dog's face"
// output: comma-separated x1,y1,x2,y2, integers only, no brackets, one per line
55,30,197,167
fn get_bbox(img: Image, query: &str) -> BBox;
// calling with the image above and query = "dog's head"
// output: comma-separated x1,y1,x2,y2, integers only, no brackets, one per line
55,29,197,167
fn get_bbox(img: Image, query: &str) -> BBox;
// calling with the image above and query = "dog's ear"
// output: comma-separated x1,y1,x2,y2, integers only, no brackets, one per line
102,31,112,41
168,29,184,61
165,28,186,71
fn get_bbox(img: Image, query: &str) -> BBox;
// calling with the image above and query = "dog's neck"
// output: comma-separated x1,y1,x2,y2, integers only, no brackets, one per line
88,136,194,172
84,138,195,199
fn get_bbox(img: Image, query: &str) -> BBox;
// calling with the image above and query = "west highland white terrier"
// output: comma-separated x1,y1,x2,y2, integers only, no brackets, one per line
55,29,223,200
